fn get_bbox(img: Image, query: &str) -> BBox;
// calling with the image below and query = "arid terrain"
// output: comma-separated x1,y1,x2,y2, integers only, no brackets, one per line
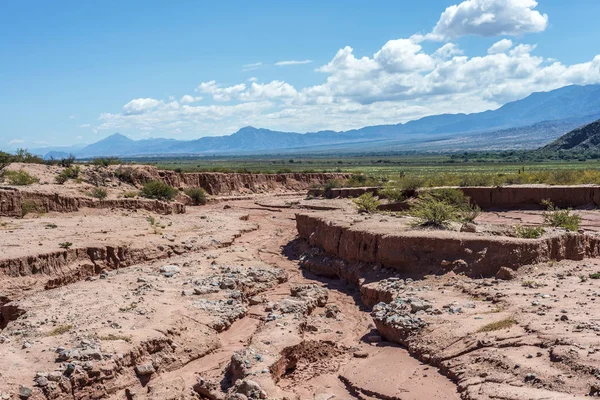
2,163,600,400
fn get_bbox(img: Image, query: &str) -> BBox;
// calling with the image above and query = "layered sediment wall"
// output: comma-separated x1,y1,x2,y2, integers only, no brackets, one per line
0,188,185,217
296,212,600,277
128,168,351,195
308,185,600,209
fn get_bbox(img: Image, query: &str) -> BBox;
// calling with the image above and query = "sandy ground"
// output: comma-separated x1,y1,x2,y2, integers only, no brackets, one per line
1,190,600,399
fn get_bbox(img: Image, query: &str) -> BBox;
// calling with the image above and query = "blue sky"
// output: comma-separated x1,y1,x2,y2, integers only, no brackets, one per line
1,0,600,150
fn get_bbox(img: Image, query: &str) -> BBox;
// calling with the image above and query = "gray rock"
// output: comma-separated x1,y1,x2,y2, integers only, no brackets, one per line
135,363,155,376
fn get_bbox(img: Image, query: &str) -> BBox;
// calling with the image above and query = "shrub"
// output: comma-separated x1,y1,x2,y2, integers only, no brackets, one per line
123,191,138,198
47,324,73,336
55,166,80,184
92,157,121,167
114,166,135,184
542,200,581,231
353,192,380,214
2,169,39,185
476,317,515,333
21,200,41,217
589,272,600,279
184,187,208,205
59,242,73,249
140,181,178,201
323,179,341,198
410,195,459,228
515,225,545,239
88,187,107,199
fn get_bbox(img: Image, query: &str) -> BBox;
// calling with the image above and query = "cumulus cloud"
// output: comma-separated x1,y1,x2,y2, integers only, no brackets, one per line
431,0,548,40
180,94,202,104
275,60,312,66
488,38,513,54
91,0,600,137
122,98,162,115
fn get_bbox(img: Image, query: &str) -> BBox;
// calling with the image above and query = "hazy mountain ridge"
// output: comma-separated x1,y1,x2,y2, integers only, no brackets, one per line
27,84,600,158
541,118,600,153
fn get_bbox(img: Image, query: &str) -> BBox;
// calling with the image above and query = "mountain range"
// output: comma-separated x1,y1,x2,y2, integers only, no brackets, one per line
29,84,600,158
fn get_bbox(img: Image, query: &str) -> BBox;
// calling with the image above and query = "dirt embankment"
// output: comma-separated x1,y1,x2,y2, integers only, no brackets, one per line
0,188,185,217
127,166,351,195
308,185,600,209
296,212,600,277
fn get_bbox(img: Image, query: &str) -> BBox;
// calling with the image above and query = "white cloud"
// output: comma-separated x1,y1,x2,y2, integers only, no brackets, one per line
431,0,548,40
488,38,513,54
242,62,263,71
275,60,312,66
90,1,600,137
8,139,25,145
122,98,162,115
69,115,76,120
79,124,91,128
198,81,247,102
180,94,203,104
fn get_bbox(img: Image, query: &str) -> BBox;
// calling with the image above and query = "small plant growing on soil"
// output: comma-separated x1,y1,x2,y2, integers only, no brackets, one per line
55,166,80,184
323,179,341,199
589,272,600,279
114,166,135,184
92,157,121,167
21,200,41,217
123,191,138,198
59,242,73,249
476,317,515,333
45,223,58,229
353,192,380,214
541,199,581,231
515,225,545,239
2,169,39,185
88,187,107,200
47,324,73,336
140,181,177,201
98,334,132,342
184,187,208,205
410,195,459,228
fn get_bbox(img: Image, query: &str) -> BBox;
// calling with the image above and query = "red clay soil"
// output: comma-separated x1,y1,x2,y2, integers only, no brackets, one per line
296,211,600,277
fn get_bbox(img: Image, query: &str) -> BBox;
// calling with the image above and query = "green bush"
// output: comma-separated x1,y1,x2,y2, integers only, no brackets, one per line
184,187,208,205
410,195,459,228
353,192,380,214
114,166,135,184
2,169,39,185
88,187,107,199
323,179,342,198
55,166,80,184
21,200,41,217
92,157,121,167
515,225,545,239
542,200,581,231
123,191,138,198
140,181,178,201
428,188,481,222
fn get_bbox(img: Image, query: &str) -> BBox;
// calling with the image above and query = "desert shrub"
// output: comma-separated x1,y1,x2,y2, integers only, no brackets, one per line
515,225,545,239
2,169,39,185
55,166,80,184
184,187,208,205
47,324,73,336
589,272,600,279
140,181,177,201
114,166,135,184
323,179,342,198
410,195,459,228
380,174,425,201
92,157,121,167
353,192,380,214
476,317,515,333
88,187,107,199
428,188,481,222
542,200,581,231
346,174,380,187
59,242,73,249
21,200,41,217
123,191,138,198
